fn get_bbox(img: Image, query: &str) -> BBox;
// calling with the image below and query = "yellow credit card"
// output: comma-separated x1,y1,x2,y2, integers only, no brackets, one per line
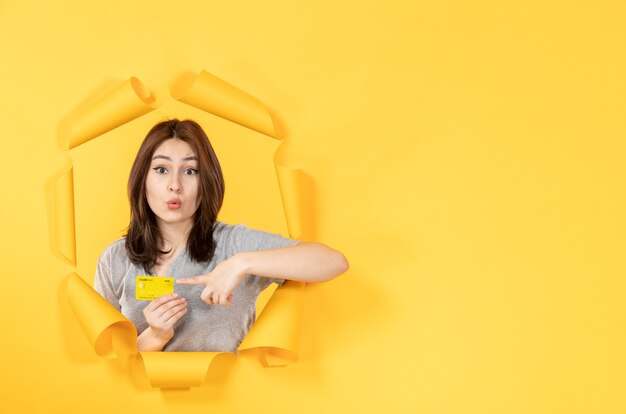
135,276,175,300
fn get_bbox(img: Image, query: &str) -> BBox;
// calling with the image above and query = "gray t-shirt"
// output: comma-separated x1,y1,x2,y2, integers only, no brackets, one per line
94,221,299,353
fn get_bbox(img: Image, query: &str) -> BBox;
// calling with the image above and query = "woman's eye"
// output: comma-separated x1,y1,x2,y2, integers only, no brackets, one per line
153,167,167,174
184,168,199,175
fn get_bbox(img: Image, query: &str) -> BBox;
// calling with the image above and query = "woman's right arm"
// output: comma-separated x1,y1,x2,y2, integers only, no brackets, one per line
94,254,122,312
94,248,188,351
137,293,188,351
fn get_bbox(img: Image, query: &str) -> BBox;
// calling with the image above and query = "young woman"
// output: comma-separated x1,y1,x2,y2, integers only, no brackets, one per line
94,119,348,352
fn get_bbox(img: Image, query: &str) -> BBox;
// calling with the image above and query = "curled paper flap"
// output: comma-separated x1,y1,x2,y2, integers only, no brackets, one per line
53,165,76,264
276,164,316,240
66,273,136,359
275,164,303,239
65,77,156,149
172,70,277,139
139,352,220,388
240,280,304,366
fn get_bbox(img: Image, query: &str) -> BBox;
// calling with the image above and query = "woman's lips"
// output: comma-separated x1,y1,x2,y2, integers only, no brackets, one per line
167,199,181,210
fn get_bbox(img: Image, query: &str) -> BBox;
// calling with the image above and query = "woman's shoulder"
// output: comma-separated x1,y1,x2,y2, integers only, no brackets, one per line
212,221,260,244
212,221,246,236
212,220,298,253
98,237,128,263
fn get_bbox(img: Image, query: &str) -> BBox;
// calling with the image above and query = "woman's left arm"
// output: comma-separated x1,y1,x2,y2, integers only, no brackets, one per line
177,242,349,305
237,241,349,283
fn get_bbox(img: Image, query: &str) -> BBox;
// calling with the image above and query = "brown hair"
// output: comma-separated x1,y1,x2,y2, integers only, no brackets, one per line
125,119,225,272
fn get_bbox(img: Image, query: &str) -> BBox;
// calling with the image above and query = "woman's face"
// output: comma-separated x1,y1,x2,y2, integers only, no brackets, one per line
145,138,201,229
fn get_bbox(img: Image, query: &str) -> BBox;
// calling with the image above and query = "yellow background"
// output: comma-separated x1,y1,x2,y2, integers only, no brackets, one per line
1,0,625,412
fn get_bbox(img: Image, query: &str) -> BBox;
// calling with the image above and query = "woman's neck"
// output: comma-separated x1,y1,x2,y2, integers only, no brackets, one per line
157,220,193,255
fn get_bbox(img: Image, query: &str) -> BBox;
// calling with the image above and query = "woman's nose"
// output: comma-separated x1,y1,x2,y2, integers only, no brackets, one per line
168,175,182,193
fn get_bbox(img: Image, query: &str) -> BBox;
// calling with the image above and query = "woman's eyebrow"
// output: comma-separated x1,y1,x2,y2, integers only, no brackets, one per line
152,155,171,161
151,155,198,161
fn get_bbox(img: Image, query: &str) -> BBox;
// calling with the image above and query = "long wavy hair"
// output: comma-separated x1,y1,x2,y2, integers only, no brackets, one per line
125,119,225,272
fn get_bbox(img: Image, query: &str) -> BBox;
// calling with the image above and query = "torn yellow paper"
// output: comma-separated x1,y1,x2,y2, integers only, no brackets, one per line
53,164,76,265
172,70,277,138
66,273,136,359
275,164,317,240
240,280,304,366
64,272,302,387
64,77,156,149
140,352,221,388
56,71,308,388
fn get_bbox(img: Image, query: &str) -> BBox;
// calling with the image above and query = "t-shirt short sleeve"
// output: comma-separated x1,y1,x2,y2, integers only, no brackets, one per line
93,246,122,312
219,223,300,291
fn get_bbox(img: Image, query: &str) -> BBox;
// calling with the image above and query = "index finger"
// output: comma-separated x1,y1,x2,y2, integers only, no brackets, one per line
176,276,207,285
